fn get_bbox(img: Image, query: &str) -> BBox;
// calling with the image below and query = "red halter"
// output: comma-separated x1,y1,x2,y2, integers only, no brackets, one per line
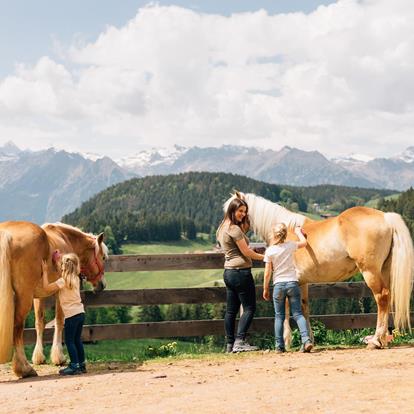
80,244,105,283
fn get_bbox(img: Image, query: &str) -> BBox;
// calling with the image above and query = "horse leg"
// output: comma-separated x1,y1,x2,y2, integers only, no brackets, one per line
300,284,314,343
12,295,38,378
32,298,46,365
283,299,292,350
362,269,390,349
50,298,66,365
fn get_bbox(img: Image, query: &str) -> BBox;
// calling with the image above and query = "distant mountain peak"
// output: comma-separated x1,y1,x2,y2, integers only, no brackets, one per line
0,140,21,155
394,147,414,163
333,153,375,164
116,145,189,170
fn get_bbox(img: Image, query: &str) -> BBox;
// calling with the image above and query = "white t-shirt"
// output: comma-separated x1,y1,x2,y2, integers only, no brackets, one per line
55,277,85,319
264,241,299,284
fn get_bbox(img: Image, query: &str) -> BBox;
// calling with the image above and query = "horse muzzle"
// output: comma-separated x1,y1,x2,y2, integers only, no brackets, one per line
93,278,106,293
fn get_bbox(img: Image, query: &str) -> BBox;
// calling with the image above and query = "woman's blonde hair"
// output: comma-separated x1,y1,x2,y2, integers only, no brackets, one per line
269,223,288,245
60,253,81,289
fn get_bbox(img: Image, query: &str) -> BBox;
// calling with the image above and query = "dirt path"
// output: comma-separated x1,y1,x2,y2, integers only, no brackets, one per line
1,346,413,414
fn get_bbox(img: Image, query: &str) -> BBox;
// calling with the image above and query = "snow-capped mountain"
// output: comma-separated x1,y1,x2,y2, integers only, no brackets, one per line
394,146,414,163
117,145,188,172
117,144,414,190
0,140,24,162
1,140,413,224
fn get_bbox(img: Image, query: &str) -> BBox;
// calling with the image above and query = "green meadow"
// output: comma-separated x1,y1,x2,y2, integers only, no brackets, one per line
105,238,264,289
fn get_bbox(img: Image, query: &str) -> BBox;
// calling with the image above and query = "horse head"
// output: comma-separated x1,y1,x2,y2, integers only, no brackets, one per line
222,192,307,242
78,232,108,293
223,190,246,213
44,223,109,293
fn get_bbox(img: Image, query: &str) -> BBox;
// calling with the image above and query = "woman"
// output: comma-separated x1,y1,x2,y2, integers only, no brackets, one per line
216,197,264,353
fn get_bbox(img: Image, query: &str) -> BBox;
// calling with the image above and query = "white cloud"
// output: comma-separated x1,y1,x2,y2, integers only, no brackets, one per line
0,0,414,158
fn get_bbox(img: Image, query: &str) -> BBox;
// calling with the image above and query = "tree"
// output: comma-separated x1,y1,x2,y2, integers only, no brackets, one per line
103,225,121,254
139,305,163,322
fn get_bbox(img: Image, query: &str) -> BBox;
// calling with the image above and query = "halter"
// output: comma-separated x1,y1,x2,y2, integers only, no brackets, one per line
80,241,105,284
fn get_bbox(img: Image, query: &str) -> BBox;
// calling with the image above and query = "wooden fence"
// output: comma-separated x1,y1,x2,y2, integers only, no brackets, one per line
24,253,414,344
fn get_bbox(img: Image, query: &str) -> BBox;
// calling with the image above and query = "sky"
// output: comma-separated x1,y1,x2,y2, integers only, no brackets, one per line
0,0,413,159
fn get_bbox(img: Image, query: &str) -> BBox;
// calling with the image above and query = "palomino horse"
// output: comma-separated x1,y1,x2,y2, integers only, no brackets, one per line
31,223,108,370
224,192,414,349
0,221,107,378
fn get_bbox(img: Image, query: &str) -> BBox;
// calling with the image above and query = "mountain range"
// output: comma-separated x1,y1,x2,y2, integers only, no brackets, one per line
0,142,133,223
118,144,414,190
0,140,412,223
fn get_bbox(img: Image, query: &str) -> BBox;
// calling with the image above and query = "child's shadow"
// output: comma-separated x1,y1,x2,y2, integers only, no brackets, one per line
0,361,144,384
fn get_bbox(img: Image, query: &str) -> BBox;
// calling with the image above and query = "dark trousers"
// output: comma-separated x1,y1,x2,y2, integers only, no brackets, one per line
64,312,85,365
223,268,256,343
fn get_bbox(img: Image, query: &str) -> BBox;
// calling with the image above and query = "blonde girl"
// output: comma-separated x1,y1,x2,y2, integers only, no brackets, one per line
42,253,86,375
263,223,313,353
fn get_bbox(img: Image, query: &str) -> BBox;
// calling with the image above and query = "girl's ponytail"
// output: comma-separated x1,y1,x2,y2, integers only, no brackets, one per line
61,253,81,289
269,223,288,245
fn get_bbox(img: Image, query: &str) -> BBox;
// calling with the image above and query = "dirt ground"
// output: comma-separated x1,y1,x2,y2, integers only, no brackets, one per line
1,346,413,414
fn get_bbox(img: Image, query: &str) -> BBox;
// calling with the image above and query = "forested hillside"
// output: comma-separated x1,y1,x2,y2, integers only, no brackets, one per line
379,187,414,238
63,172,395,245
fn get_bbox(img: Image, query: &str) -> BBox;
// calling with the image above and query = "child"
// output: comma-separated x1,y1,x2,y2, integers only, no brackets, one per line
262,223,313,353
42,253,86,375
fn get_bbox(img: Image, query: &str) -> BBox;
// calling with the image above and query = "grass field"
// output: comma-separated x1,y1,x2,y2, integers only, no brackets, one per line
365,192,400,208
105,238,263,289
24,339,223,364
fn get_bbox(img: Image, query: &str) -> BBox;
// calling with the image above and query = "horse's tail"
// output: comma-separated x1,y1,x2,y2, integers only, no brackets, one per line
0,230,14,363
384,212,414,331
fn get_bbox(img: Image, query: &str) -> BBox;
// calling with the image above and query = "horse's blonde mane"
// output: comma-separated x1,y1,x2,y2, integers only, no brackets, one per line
42,222,95,238
223,192,307,242
42,222,108,256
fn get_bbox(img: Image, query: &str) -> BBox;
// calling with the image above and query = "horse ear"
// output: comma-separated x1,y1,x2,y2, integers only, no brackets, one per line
97,233,104,245
234,190,242,199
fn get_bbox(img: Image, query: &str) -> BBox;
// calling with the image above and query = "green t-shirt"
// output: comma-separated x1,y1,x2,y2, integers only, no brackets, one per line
217,223,252,269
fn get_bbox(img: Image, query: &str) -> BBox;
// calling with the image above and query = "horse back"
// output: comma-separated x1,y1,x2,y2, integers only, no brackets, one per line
0,221,50,289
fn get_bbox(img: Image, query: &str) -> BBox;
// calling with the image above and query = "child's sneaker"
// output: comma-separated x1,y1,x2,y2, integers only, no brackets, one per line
79,362,87,373
275,347,286,354
225,343,234,353
59,363,81,376
232,339,259,353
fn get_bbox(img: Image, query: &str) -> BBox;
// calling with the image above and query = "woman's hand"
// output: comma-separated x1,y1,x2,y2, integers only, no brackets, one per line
263,288,270,301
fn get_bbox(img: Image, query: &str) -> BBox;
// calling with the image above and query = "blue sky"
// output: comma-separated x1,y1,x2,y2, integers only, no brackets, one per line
0,0,413,159
0,0,335,76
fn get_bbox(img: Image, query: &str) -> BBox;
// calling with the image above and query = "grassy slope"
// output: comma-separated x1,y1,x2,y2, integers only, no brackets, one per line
106,237,265,289
365,193,400,208
105,238,227,289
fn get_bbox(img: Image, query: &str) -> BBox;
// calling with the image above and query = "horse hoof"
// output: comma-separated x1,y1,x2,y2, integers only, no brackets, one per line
366,341,381,350
32,353,46,365
17,367,38,378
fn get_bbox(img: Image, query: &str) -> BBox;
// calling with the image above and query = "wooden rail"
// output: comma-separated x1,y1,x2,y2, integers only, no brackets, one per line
24,314,414,344
42,282,376,308
105,253,264,272
26,253,414,344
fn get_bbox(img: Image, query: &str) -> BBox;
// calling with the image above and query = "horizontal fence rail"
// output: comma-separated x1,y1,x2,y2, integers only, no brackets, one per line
24,314,414,344
106,253,264,272
27,253,414,344
42,282,379,308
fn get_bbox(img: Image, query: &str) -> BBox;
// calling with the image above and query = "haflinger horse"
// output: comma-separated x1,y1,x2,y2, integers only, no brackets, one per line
224,192,414,349
0,221,108,378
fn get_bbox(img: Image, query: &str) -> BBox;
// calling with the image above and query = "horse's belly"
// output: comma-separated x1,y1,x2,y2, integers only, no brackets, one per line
297,253,358,283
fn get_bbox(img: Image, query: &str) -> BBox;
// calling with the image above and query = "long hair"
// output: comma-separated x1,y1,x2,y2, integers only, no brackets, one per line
216,197,248,244
60,253,81,290
269,223,288,245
